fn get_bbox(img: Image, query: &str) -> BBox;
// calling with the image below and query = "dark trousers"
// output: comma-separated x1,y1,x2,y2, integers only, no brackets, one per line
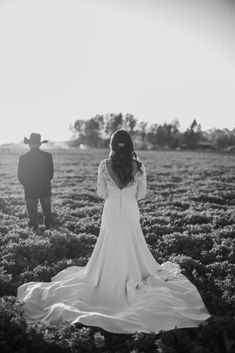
25,196,54,228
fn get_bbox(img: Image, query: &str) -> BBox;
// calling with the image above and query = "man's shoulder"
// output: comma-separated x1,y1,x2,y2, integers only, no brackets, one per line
19,149,52,160
39,149,53,158
19,151,30,159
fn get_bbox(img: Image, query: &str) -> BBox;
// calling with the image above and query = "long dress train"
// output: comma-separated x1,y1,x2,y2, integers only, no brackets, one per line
17,159,210,334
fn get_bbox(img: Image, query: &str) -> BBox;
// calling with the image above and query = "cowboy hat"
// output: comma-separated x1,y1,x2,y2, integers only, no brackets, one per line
24,133,48,145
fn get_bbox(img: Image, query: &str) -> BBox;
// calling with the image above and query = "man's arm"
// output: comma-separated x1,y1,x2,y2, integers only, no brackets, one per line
17,156,25,185
49,154,54,180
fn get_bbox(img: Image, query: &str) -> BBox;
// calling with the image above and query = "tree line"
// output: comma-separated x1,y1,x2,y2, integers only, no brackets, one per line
70,113,235,150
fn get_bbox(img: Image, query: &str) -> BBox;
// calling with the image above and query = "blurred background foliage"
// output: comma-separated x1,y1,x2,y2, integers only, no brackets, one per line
71,113,235,151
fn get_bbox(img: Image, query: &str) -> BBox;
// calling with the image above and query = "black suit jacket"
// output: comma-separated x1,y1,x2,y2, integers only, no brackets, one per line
18,148,54,198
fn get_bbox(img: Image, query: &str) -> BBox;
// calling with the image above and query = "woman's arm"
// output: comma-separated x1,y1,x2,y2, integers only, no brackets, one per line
136,164,147,201
97,160,107,200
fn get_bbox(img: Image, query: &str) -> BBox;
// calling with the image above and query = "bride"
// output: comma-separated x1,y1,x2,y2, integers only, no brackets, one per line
17,129,210,334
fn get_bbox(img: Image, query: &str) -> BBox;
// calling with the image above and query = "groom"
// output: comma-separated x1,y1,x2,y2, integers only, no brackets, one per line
17,133,54,230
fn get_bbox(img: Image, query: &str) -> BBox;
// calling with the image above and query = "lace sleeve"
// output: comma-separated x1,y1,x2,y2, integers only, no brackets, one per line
97,160,107,200
136,163,147,201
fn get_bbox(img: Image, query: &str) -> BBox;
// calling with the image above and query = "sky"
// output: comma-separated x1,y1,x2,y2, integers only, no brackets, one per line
0,0,235,144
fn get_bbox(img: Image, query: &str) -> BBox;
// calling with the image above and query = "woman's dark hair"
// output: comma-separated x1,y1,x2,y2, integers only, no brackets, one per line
109,129,142,187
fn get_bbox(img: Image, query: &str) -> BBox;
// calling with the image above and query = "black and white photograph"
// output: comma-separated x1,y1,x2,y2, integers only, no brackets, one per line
0,0,234,352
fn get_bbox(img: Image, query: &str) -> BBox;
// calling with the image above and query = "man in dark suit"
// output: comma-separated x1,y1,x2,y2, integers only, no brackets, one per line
18,133,54,230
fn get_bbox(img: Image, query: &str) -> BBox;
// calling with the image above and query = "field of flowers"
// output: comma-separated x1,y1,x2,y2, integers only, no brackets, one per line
0,148,235,353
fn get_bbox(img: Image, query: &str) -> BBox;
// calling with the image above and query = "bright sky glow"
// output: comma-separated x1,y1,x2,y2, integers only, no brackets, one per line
0,0,235,143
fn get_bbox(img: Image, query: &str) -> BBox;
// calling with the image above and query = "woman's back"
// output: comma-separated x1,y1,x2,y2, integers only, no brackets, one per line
105,159,140,190
97,159,147,202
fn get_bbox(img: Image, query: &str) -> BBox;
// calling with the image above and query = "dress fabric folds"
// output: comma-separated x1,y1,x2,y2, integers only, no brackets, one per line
17,159,210,334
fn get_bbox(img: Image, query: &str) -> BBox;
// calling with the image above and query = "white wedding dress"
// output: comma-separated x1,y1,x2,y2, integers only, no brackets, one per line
17,159,210,334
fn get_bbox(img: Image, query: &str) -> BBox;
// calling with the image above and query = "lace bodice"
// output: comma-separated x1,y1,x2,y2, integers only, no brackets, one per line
97,159,146,201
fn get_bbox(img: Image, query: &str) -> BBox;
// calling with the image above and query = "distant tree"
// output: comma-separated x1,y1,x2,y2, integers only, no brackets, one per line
136,121,148,149
84,116,104,147
71,114,235,150
123,114,137,135
207,128,235,149
156,120,180,148
73,115,104,147
146,123,158,148
105,113,123,136
72,119,86,146
145,120,180,149
183,119,202,148
169,119,181,148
